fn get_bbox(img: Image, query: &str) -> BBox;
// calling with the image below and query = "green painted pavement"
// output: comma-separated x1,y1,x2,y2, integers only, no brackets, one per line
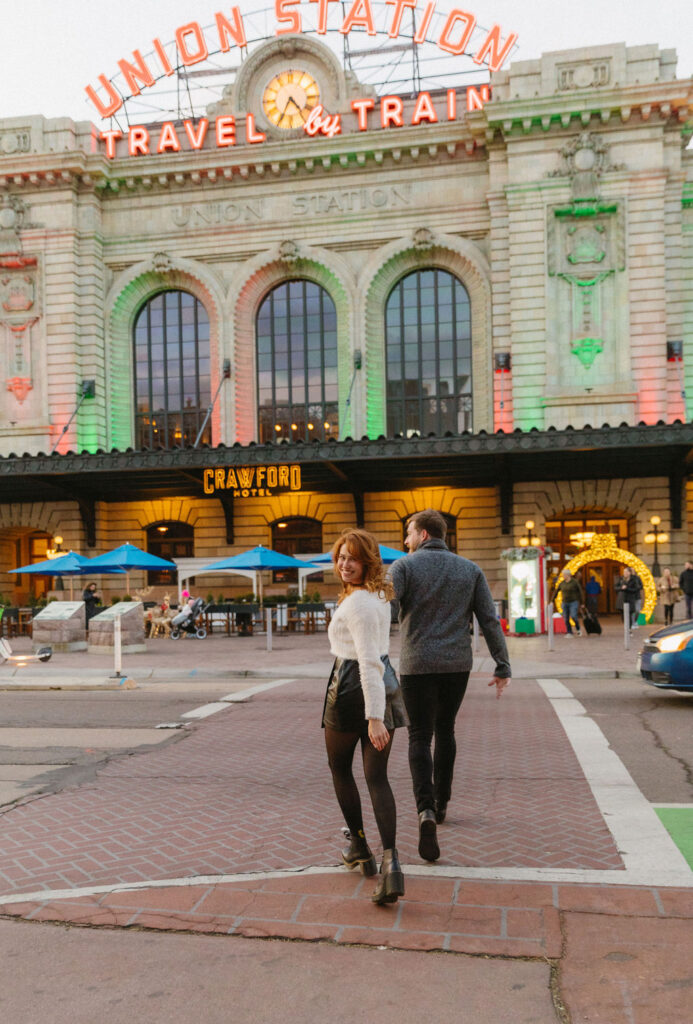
655,808,693,869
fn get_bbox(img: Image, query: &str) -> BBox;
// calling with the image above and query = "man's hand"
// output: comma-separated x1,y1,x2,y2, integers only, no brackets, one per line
488,676,511,699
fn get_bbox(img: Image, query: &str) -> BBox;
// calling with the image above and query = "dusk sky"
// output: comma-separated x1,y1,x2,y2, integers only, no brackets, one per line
2,0,691,124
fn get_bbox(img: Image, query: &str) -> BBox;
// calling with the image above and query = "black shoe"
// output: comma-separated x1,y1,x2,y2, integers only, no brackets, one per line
418,809,440,862
434,801,448,825
342,832,377,877
371,848,405,905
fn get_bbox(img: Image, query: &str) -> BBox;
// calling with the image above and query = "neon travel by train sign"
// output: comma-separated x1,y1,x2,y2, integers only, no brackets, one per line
87,1,518,160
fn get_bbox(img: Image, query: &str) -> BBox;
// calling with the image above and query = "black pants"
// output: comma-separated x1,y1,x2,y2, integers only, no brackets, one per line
664,603,674,625
400,671,470,814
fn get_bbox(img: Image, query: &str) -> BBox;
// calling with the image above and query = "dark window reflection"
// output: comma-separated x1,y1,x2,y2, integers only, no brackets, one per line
257,280,339,443
146,521,193,586
133,291,211,449
386,269,472,437
271,516,323,584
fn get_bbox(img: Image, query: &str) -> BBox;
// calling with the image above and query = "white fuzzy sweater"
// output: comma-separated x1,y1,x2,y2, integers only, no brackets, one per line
327,589,391,721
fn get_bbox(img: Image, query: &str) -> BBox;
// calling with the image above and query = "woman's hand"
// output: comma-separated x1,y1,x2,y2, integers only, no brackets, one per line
368,718,390,751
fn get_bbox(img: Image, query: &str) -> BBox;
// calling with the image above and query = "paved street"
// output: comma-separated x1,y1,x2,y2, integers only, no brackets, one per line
0,621,691,1022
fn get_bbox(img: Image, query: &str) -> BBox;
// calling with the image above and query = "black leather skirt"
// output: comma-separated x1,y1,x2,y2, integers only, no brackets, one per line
322,656,408,732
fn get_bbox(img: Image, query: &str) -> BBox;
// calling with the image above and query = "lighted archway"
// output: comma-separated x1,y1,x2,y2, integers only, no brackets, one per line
556,534,656,619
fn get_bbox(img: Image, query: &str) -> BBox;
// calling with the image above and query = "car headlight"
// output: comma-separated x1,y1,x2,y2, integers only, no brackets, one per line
656,630,693,653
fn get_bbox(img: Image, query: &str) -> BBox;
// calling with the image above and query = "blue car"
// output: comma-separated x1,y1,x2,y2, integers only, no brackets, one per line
638,620,693,690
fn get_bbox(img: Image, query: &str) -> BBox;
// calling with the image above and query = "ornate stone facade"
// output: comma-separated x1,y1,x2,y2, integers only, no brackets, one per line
0,39,691,605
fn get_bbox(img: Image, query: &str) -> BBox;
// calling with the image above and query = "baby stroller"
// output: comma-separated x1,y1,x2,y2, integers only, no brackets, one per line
170,597,208,639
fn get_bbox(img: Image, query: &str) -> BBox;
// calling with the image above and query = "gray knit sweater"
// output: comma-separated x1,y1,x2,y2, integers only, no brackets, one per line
389,539,511,677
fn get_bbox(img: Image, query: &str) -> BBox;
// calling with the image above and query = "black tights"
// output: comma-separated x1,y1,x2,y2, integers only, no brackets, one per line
324,726,397,850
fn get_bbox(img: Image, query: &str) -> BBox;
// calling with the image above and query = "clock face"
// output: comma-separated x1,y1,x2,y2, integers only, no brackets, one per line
262,69,320,129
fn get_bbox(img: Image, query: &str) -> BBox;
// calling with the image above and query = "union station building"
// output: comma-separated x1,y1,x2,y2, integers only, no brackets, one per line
0,11,692,613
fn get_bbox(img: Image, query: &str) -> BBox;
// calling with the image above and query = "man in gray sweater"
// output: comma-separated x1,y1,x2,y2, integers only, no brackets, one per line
390,509,511,862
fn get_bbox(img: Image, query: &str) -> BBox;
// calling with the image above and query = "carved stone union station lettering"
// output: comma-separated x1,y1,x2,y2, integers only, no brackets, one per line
171,186,411,227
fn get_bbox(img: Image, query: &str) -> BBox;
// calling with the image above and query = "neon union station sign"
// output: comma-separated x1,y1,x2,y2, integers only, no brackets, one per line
88,1,517,159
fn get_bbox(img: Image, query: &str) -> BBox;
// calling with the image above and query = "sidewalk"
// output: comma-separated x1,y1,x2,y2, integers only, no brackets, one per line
0,616,644,687
0,621,690,1022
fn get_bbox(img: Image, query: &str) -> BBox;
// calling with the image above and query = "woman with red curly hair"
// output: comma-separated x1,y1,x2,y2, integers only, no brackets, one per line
322,528,407,905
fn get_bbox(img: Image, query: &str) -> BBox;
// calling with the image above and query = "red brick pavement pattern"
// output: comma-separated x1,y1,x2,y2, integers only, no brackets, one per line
0,878,689,957
0,677,621,897
5,878,691,1023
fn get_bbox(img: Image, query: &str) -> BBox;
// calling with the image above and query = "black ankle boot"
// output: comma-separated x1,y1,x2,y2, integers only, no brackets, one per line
371,848,405,905
342,830,377,876
418,809,440,861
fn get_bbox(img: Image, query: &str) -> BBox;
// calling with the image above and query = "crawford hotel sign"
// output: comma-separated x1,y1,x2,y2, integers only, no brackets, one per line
86,1,518,157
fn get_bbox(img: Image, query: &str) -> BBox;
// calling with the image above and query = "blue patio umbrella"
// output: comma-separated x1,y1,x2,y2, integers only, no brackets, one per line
309,544,407,566
200,545,319,606
87,542,177,592
10,551,125,599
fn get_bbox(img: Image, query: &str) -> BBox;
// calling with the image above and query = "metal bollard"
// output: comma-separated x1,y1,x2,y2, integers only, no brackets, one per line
113,616,122,678
266,607,273,652
547,602,554,651
623,603,630,650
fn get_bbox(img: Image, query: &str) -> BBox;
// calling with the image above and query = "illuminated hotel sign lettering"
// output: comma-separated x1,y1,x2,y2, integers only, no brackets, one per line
87,2,516,158
204,465,302,496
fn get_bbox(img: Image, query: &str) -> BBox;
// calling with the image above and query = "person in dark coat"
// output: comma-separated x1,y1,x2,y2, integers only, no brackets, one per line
584,573,602,616
82,582,100,623
389,508,511,864
552,570,585,637
678,562,693,620
617,568,642,629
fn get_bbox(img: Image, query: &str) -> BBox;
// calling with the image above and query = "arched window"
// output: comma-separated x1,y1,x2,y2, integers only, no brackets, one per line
271,516,323,583
386,269,472,437
402,512,458,555
146,521,194,585
133,290,211,449
257,280,338,443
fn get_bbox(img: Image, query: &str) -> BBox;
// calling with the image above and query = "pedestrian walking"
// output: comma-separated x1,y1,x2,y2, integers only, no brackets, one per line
552,569,584,636
389,509,511,863
678,561,693,620
323,528,408,905
617,567,642,629
584,573,602,616
81,582,101,623
658,568,680,626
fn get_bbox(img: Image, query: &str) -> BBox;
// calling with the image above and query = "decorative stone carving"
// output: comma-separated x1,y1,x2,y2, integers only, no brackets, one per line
151,251,172,273
547,131,624,200
6,376,33,403
277,239,301,262
0,253,40,406
556,60,611,92
0,195,28,254
412,227,435,250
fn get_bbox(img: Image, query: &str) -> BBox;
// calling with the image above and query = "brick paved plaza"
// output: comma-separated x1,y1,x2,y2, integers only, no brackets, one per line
0,623,691,1022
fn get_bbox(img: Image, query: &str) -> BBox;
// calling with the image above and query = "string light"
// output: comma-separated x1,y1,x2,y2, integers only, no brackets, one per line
556,534,657,618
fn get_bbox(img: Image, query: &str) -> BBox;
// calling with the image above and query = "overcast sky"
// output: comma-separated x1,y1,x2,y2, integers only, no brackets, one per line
2,0,691,124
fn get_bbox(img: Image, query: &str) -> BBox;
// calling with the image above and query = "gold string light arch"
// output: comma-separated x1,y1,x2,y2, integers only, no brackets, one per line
555,533,657,619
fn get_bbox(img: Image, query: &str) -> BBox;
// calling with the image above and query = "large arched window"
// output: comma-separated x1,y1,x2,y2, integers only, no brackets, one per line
133,290,211,449
385,269,472,437
257,280,338,443
146,521,193,585
271,516,323,583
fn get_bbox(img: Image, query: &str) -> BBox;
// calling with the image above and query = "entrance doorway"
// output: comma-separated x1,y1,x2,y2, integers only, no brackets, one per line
1,530,53,604
545,515,630,615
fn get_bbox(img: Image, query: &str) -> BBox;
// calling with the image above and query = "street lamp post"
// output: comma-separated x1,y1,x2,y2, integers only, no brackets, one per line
644,516,669,578
519,520,541,548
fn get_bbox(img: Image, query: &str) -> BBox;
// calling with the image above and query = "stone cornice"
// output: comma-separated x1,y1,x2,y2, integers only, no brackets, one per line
470,79,693,141
2,422,692,477
0,121,484,196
